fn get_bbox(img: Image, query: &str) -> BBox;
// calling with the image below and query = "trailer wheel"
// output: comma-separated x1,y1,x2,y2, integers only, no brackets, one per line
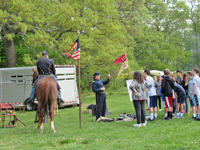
25,101,35,111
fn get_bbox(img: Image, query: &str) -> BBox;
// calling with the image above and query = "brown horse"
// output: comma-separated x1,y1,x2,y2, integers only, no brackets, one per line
32,69,58,133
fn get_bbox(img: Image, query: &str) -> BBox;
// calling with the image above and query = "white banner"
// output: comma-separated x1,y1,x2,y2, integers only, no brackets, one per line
126,80,133,101
118,60,128,76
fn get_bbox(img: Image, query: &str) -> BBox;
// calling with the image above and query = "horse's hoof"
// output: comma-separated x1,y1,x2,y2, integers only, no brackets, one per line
52,130,56,133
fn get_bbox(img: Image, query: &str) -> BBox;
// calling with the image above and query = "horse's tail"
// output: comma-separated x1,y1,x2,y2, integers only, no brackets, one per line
40,79,50,118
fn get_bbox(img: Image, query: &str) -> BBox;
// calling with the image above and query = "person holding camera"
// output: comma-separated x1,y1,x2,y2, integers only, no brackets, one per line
92,72,111,120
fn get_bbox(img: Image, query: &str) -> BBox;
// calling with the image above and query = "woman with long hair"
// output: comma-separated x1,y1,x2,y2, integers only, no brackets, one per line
129,71,152,127
181,73,189,114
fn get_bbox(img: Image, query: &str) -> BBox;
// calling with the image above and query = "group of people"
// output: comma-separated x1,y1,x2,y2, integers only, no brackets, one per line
129,68,200,127
27,50,200,127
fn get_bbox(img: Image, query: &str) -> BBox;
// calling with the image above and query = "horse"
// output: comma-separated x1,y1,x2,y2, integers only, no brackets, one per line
32,69,58,133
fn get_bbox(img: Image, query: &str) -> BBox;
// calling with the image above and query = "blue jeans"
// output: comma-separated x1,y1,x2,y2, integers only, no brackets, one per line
173,98,177,113
29,75,61,99
185,100,188,113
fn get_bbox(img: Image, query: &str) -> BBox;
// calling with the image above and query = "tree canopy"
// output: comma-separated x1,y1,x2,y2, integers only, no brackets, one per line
0,0,198,91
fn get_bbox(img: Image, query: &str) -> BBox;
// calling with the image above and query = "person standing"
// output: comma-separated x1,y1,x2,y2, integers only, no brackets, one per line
144,69,158,121
176,69,182,85
161,69,174,120
192,67,200,120
186,71,197,119
174,83,186,118
160,75,168,119
154,76,162,111
92,72,111,121
130,71,152,127
180,73,188,114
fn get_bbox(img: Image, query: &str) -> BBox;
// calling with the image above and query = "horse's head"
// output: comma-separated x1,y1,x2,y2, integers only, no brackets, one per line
32,68,39,85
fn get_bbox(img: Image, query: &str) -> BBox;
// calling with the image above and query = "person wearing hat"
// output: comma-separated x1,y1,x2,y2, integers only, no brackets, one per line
92,72,111,120
25,50,63,107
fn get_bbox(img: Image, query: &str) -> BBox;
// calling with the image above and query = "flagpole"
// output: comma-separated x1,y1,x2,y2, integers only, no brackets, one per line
127,68,131,80
123,49,131,80
77,30,81,128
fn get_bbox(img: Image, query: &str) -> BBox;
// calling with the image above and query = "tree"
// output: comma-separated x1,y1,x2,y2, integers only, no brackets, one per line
187,0,200,68
119,0,191,71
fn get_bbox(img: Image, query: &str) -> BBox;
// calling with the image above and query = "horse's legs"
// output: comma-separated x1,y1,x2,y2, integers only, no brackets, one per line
40,123,43,134
49,101,56,133
34,109,39,123
38,102,44,133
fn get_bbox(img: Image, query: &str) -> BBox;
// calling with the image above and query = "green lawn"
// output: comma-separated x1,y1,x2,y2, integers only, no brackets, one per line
0,88,199,150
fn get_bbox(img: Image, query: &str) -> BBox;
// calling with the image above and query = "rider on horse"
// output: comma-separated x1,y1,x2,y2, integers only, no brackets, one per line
26,50,64,107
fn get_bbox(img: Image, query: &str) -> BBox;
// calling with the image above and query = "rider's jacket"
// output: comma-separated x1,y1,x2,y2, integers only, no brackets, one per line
36,58,56,75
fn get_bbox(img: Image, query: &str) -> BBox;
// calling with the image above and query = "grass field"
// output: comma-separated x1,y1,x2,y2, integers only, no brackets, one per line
0,88,199,150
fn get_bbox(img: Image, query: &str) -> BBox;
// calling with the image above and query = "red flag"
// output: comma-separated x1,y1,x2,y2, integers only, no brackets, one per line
114,53,127,65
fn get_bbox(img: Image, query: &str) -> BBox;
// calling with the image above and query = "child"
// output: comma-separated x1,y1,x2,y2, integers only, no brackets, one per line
130,71,152,127
144,69,157,121
176,69,182,85
192,67,200,120
161,69,174,120
174,83,186,118
186,71,197,118
160,75,168,119
154,76,162,111
169,74,177,117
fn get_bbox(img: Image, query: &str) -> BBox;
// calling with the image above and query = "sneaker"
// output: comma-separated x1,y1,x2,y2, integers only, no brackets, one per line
159,109,162,111
175,115,180,118
164,117,171,120
147,118,154,121
162,116,167,119
183,110,186,114
141,121,147,126
192,116,195,119
180,115,184,118
193,117,198,120
141,123,146,126
154,117,157,121
146,108,149,110
133,124,141,127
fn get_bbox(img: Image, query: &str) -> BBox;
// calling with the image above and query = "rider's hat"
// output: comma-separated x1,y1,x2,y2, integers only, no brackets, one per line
42,50,49,56
94,72,100,77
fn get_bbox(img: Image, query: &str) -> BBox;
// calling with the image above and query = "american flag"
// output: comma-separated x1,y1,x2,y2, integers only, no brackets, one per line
69,39,78,52
62,36,80,60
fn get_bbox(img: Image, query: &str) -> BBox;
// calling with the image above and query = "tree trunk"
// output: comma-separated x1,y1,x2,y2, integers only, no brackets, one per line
3,37,18,67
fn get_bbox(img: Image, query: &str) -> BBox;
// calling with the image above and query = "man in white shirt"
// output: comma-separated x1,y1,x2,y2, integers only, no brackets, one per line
144,69,158,121
192,67,200,120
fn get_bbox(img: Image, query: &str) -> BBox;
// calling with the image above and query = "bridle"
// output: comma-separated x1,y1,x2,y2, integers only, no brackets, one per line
32,70,39,85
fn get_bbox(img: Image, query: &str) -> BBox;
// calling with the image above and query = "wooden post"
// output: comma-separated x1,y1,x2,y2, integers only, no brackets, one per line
77,31,81,128
127,68,131,80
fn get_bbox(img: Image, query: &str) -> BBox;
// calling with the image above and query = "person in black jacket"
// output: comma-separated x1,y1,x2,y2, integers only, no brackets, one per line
161,69,174,120
92,72,111,121
26,50,63,107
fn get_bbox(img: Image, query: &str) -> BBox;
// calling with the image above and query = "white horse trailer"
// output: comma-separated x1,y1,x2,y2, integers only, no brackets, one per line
0,65,79,109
